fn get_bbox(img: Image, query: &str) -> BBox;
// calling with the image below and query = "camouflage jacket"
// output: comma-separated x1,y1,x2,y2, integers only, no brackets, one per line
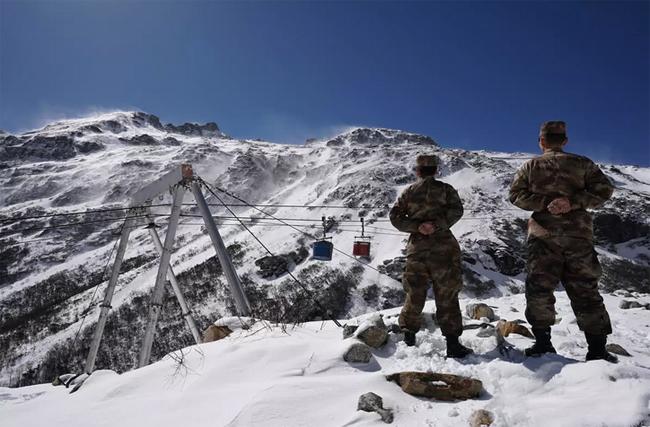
389,177,464,255
509,149,614,240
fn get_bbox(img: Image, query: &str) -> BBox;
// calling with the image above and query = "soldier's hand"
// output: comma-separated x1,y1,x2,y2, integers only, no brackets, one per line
547,197,571,215
418,222,435,235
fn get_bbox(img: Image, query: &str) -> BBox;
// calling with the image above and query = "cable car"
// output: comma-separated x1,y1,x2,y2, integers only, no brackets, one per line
313,216,334,261
352,217,371,258
313,238,334,261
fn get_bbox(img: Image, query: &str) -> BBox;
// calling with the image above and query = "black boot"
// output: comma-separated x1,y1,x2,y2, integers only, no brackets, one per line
585,334,618,364
403,330,416,347
445,335,474,358
524,328,557,357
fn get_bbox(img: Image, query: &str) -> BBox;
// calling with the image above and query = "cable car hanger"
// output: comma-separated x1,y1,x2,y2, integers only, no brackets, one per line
353,217,372,258
312,215,334,261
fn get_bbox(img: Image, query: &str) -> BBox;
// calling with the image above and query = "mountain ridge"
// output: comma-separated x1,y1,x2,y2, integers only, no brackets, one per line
0,111,648,387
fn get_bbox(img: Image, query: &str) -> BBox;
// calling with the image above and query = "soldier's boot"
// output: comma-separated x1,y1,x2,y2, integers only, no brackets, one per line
403,330,416,347
585,334,618,364
524,328,557,357
445,335,474,358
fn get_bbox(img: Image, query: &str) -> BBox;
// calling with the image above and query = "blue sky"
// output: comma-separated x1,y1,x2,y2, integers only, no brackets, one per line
1,1,648,165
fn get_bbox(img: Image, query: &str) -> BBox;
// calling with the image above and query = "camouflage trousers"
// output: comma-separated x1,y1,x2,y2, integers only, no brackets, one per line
525,236,612,335
399,238,464,337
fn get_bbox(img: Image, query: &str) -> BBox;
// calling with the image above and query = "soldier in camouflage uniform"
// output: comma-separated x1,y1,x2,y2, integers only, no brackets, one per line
509,121,617,363
390,154,473,358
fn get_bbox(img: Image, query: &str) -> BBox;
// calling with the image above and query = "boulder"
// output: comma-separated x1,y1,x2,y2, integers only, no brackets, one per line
469,409,494,427
342,324,358,339
606,343,632,357
466,303,497,321
496,320,534,339
202,325,233,343
356,316,389,348
619,300,644,309
386,372,483,401
343,342,372,364
357,392,393,424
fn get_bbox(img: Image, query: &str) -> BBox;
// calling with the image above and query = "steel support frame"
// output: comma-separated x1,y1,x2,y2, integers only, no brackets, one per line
84,212,141,373
84,163,251,373
191,181,251,316
146,222,202,345
138,184,186,367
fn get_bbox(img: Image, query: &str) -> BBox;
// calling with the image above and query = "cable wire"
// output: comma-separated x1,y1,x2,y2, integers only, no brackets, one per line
198,179,399,281
198,179,343,327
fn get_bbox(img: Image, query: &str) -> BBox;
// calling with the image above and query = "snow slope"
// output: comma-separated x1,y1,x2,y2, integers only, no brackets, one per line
2,292,649,427
1,111,649,390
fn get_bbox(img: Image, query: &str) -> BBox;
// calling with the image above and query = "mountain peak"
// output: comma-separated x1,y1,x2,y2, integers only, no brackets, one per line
325,127,437,147
25,111,223,138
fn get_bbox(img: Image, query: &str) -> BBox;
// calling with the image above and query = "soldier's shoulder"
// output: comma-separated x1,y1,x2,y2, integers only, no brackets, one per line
561,152,600,170
563,151,594,162
399,181,419,197
517,157,536,171
439,180,459,193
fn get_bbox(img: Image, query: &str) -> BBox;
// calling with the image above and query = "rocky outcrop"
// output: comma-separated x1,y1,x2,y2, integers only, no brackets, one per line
119,134,159,145
594,213,650,245
326,128,437,147
254,247,309,279
164,121,221,136
378,257,406,282
0,135,103,161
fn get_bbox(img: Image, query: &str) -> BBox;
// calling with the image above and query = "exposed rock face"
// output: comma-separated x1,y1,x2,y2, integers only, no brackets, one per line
386,371,483,401
119,134,159,145
343,342,372,364
254,247,309,279
0,135,93,161
164,121,220,136
357,392,394,424
326,128,437,147
378,257,406,282
478,240,525,277
594,213,650,245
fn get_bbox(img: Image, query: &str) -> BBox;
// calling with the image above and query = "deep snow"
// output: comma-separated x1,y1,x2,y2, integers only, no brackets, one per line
2,292,649,427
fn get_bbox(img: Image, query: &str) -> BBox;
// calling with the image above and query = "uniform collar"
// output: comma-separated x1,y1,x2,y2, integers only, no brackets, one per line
543,147,564,154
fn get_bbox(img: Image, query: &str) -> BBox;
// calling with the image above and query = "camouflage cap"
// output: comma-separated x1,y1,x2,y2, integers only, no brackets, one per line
416,154,439,167
539,121,567,136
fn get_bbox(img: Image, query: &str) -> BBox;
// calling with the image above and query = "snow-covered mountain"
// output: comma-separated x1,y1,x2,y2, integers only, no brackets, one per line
1,111,648,388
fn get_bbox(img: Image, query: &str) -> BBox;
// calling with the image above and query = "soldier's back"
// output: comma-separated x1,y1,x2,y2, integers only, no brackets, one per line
522,150,612,240
526,150,594,199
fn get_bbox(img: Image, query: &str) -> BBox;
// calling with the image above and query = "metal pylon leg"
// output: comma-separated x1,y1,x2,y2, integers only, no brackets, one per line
147,223,202,345
190,180,251,316
84,215,139,374
138,185,186,367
